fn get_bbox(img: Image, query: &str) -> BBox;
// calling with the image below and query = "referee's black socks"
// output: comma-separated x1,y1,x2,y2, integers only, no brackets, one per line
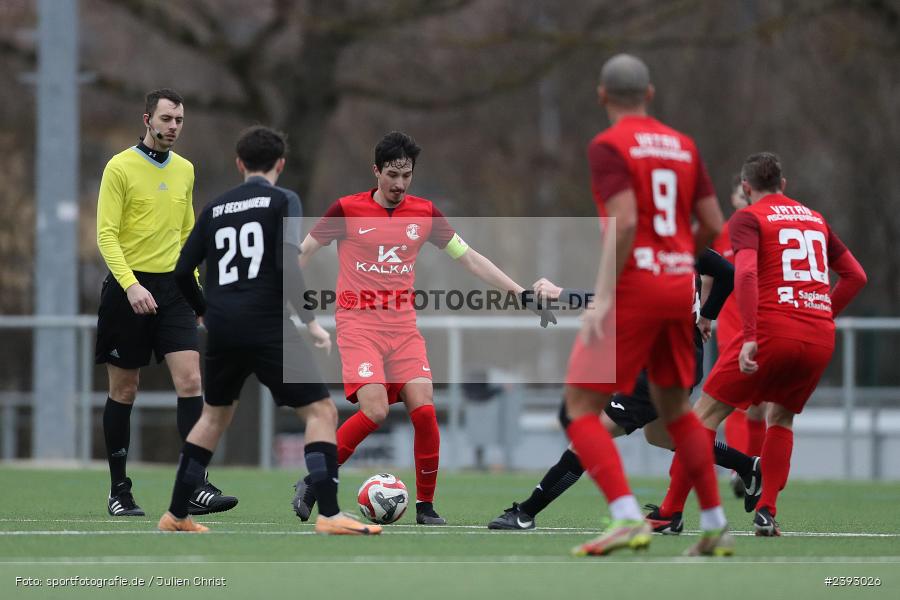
176,396,204,441
103,397,133,488
305,442,340,517
169,442,213,518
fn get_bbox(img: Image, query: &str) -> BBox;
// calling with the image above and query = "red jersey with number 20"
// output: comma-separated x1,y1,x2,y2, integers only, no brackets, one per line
589,115,713,315
729,193,848,345
309,190,456,328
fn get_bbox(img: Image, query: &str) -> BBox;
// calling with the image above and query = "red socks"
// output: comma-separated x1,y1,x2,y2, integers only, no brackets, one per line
758,425,793,515
336,411,379,465
659,450,691,516
747,417,767,457
662,413,721,513
337,405,442,504
724,410,749,454
409,405,440,503
566,414,632,503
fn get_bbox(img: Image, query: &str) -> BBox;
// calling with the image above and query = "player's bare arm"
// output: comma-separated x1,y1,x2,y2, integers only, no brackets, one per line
457,248,556,327
299,234,323,270
697,276,713,343
456,248,525,295
306,318,332,355
533,278,563,301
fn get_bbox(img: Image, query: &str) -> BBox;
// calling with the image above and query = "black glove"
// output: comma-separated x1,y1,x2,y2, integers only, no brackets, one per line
519,290,557,328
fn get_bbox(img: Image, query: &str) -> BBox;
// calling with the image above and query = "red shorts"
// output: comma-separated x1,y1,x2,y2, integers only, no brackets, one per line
566,307,696,394
336,323,431,404
703,334,833,414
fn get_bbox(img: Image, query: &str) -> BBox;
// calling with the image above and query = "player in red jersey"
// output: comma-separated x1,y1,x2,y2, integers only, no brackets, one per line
562,54,729,557
655,152,866,536
292,132,553,525
714,176,768,498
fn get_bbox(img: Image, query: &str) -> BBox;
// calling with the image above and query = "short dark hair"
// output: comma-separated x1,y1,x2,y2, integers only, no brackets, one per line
145,88,183,116
236,125,287,172
374,131,421,171
741,152,783,193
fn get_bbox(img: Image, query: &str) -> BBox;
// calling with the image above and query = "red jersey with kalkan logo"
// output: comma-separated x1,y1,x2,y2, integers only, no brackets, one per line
728,193,848,345
589,115,714,316
309,190,456,327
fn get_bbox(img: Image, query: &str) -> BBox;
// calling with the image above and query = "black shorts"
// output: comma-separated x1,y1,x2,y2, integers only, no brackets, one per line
604,330,706,435
95,272,199,368
204,327,329,408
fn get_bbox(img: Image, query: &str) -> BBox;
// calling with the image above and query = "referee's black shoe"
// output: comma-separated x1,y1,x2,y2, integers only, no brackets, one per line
108,477,145,517
187,478,239,516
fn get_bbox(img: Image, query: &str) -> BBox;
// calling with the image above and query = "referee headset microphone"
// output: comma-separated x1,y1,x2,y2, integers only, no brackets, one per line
145,115,164,141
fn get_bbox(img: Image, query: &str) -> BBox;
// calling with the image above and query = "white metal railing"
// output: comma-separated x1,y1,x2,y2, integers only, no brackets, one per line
1,314,899,477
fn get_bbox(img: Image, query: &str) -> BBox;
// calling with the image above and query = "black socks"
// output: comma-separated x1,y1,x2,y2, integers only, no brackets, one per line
103,397,133,487
519,449,585,518
168,442,213,518
305,442,340,517
713,438,756,476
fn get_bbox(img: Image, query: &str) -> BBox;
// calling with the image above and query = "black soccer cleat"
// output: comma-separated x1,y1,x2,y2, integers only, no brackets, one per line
488,503,536,530
416,502,447,525
743,456,763,513
754,506,781,537
108,477,145,517
187,480,238,516
644,503,683,535
292,475,317,522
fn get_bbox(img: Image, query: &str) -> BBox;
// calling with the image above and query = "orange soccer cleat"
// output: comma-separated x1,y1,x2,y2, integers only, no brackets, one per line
315,512,382,535
157,512,210,533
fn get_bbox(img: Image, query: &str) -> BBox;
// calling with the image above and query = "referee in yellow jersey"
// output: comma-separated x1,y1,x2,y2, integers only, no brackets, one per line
95,89,237,517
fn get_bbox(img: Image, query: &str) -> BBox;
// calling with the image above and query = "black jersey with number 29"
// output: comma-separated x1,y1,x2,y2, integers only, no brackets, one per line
176,175,302,346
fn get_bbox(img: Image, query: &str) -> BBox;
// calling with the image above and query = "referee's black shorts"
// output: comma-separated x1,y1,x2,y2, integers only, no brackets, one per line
95,271,199,368
204,326,329,408
604,329,706,434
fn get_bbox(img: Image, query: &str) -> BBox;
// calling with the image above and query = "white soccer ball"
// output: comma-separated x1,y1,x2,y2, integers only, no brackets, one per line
357,473,409,524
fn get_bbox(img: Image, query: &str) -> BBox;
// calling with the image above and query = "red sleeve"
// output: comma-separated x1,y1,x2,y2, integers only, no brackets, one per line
588,141,631,207
828,229,866,316
734,249,759,341
428,204,457,248
728,210,760,252
693,155,715,203
309,200,346,245
826,225,848,262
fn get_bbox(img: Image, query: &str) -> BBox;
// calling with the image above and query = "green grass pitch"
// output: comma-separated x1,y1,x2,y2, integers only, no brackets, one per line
0,466,897,599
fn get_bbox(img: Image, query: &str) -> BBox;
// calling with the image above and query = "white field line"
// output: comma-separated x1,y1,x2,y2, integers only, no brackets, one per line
0,519,278,525
0,529,899,538
1,556,899,565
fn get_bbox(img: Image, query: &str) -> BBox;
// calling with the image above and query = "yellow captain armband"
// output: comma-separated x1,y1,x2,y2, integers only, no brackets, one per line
444,232,469,259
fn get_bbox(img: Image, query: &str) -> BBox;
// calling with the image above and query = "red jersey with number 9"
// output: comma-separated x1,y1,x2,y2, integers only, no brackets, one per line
589,115,713,315
729,193,847,344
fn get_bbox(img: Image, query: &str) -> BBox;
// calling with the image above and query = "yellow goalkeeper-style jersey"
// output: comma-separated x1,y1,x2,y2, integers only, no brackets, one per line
96,147,195,290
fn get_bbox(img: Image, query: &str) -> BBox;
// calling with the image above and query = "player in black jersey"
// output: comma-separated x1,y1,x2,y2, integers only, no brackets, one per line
158,126,380,535
488,248,761,532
